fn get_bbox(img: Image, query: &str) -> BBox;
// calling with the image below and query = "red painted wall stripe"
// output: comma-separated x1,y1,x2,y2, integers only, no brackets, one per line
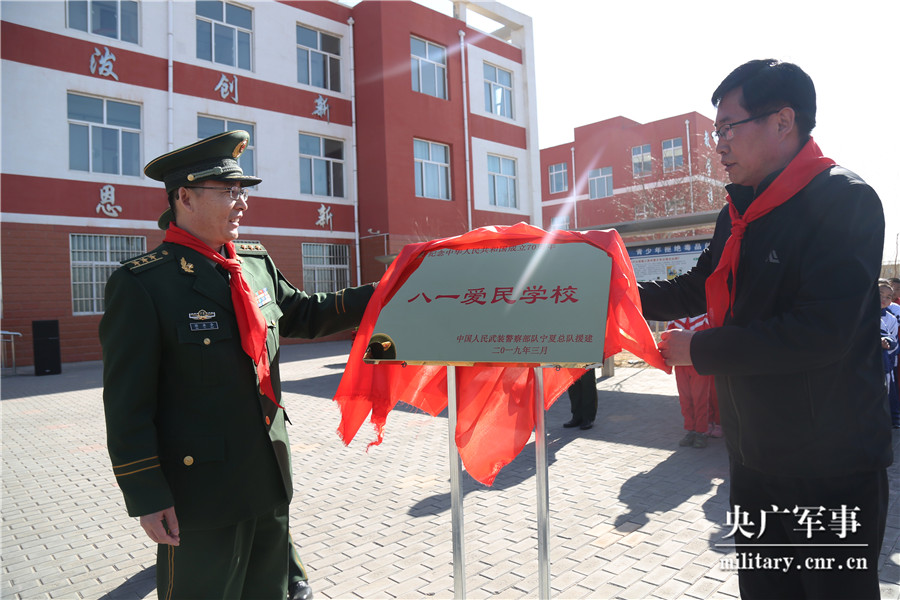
1,174,357,232
2,21,352,124
173,63,351,125
1,21,168,90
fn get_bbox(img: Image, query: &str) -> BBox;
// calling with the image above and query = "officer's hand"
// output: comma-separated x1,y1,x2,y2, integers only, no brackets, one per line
140,506,181,546
659,329,695,367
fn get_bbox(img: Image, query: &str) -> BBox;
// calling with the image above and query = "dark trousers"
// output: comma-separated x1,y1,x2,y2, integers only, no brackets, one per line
288,531,309,585
728,459,888,600
156,503,289,600
568,368,598,424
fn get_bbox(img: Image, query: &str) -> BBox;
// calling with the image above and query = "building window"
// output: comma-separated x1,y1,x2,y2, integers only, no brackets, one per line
71,234,145,314
634,203,651,220
483,63,512,118
589,167,613,199
198,116,255,176
410,36,446,99
302,243,349,293
196,0,252,70
414,139,450,200
666,197,686,215
488,154,517,209
548,163,567,194
68,0,139,43
549,216,569,231
299,133,344,197
662,137,683,173
632,144,651,178
68,93,141,176
296,25,341,92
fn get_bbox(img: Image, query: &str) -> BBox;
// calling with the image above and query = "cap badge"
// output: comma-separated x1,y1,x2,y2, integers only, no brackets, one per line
233,139,248,158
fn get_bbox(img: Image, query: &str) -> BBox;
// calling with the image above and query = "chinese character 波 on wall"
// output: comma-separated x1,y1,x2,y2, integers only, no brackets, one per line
215,74,239,103
90,46,119,81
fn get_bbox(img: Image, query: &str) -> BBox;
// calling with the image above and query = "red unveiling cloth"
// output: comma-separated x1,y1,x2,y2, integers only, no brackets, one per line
705,138,834,327
164,224,280,408
334,222,668,485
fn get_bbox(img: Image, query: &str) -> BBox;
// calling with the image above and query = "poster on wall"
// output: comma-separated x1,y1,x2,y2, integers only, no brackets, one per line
629,240,711,282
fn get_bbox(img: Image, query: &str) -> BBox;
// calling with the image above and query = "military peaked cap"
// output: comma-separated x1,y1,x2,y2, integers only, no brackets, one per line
144,130,262,229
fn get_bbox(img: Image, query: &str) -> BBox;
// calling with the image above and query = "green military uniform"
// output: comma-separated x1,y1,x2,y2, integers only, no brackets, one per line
100,131,373,599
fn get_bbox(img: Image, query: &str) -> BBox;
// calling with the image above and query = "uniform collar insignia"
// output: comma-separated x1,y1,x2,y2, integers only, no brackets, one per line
181,257,195,273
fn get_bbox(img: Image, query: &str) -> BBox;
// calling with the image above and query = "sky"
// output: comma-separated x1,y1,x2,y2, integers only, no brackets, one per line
409,0,899,264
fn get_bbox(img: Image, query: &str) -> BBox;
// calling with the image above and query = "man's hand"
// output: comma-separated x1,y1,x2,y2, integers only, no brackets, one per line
140,506,180,546
659,329,695,367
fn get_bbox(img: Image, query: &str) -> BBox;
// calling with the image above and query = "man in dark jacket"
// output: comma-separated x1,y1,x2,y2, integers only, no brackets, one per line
100,131,375,599
639,60,891,598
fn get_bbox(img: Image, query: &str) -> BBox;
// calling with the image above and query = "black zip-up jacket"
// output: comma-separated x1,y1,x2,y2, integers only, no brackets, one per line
640,165,893,477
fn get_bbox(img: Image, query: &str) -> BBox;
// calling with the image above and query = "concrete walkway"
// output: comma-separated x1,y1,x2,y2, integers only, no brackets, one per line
2,340,898,599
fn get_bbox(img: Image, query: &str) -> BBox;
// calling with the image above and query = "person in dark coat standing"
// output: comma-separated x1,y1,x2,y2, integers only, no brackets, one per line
562,368,598,430
100,131,375,599
638,60,891,599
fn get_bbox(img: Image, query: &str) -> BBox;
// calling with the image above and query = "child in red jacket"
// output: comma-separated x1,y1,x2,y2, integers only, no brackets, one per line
668,314,720,448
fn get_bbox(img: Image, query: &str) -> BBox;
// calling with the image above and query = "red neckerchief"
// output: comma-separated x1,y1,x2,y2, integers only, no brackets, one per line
705,138,835,327
164,224,280,408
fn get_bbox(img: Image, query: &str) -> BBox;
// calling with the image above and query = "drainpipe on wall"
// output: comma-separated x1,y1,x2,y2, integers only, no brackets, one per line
685,118,693,212
348,17,362,284
570,146,577,229
459,29,472,232
167,0,174,150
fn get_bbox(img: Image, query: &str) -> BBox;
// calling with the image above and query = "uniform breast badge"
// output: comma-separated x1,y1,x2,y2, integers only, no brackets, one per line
255,288,272,308
189,309,218,331
189,310,216,320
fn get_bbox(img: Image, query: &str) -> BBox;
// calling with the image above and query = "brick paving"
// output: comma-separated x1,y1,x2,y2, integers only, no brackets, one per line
1,340,898,599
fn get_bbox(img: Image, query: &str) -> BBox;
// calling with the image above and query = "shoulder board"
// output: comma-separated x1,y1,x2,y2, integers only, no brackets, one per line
235,240,268,256
122,249,175,272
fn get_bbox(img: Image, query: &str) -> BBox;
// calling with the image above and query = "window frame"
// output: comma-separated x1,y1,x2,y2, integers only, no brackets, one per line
548,162,568,194
662,137,684,173
632,144,652,178
67,0,140,44
298,132,345,198
483,62,513,119
197,115,256,177
414,139,451,200
301,242,350,293
67,92,142,177
487,153,518,209
665,196,687,215
296,24,342,92
588,166,613,199
549,215,570,231
71,233,146,315
196,0,253,71
410,36,447,100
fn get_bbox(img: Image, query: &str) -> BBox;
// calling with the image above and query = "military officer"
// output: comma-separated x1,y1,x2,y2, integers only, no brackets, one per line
100,131,375,599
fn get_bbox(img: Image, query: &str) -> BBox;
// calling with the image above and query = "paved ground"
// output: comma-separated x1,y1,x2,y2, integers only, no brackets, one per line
1,340,898,599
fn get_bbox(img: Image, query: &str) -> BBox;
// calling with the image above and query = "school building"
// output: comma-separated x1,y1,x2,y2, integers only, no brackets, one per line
539,113,729,282
0,0,540,368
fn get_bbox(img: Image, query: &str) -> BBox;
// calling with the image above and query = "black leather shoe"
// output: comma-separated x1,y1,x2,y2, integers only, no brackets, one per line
579,421,594,430
562,418,581,428
288,580,313,600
